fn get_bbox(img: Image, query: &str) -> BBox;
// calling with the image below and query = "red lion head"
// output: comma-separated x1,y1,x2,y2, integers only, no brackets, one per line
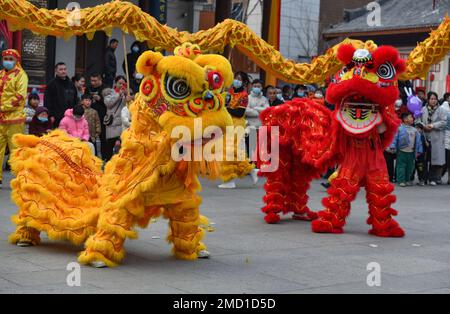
327,43,406,140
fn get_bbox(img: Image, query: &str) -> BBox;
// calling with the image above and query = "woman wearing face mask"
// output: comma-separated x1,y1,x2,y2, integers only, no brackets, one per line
292,84,307,99
420,91,447,185
245,79,269,185
218,71,251,189
0,49,28,188
122,41,143,81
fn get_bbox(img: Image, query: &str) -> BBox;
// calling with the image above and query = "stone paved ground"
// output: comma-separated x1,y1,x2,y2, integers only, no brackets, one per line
1,170,450,294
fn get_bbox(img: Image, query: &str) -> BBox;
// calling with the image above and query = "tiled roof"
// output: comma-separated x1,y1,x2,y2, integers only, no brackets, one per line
324,0,449,35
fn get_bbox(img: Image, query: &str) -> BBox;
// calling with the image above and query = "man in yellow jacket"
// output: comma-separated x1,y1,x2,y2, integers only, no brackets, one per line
0,49,28,187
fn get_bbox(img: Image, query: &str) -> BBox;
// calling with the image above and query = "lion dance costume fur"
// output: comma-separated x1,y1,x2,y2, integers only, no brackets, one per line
8,43,252,267
260,42,406,237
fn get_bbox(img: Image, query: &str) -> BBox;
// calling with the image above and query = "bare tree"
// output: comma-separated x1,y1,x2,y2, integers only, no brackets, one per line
289,7,319,61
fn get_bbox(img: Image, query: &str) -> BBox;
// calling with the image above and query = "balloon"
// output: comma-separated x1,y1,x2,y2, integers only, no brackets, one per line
407,95,423,118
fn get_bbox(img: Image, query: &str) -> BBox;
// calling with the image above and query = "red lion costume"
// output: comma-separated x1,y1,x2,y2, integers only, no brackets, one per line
260,43,406,237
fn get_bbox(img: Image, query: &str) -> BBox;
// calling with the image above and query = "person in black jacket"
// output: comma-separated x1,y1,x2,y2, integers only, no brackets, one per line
103,39,118,88
86,72,108,160
44,62,78,127
122,41,142,80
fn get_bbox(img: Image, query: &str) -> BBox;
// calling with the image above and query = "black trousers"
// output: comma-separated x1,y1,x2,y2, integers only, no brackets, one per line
104,137,120,162
426,144,443,183
384,151,396,182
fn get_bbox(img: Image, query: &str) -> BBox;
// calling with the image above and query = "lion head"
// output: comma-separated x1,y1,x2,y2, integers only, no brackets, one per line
133,43,234,144
327,42,406,136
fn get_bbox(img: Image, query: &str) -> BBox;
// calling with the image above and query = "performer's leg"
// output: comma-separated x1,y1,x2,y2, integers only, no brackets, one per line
78,206,136,267
165,196,207,260
288,166,318,221
261,146,291,223
311,168,360,233
365,169,405,237
9,226,41,246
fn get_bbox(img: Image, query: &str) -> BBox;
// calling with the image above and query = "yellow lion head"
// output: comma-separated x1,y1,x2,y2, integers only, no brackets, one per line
134,43,234,141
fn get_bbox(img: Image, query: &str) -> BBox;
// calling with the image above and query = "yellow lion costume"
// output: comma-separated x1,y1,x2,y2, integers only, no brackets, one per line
8,43,252,267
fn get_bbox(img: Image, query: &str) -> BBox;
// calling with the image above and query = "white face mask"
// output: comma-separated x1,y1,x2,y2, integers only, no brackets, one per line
134,73,144,80
395,99,403,109
314,93,323,98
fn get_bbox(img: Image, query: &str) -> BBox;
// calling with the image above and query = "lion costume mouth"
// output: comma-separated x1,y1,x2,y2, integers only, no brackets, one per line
336,95,382,134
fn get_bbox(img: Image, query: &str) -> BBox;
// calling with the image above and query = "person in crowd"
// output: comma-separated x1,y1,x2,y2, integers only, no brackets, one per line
24,92,41,134
102,76,130,161
29,106,53,137
87,72,107,160
121,104,131,131
275,87,285,102
130,70,144,95
245,79,269,185
218,71,250,189
281,84,293,101
0,49,28,188
420,91,447,185
391,112,423,187
415,123,428,186
267,86,284,107
72,74,86,102
416,87,427,105
81,94,101,156
122,41,143,80
104,38,118,88
442,95,450,184
246,79,269,128
384,145,397,183
441,92,450,111
292,84,308,99
44,62,78,127
59,104,89,142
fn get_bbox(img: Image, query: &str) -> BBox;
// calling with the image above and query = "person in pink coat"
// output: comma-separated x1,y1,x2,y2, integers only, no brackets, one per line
59,105,90,141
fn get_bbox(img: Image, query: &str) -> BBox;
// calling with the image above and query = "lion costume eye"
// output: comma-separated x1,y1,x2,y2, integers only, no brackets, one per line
165,75,191,100
377,61,395,80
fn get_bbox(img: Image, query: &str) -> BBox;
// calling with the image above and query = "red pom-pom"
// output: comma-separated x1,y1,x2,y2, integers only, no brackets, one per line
337,44,356,65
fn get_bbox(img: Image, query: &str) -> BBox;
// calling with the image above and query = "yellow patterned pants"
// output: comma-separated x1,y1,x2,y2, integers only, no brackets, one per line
0,123,24,181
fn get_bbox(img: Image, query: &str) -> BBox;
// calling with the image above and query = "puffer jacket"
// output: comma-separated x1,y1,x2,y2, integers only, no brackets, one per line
59,108,89,141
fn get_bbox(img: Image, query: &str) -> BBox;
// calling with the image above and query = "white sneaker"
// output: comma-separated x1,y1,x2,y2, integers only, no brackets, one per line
250,169,259,185
16,241,32,247
197,250,210,258
90,260,107,268
218,180,236,189
429,181,437,186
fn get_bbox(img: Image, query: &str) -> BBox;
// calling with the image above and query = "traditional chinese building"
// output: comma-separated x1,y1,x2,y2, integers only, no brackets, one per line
322,0,450,96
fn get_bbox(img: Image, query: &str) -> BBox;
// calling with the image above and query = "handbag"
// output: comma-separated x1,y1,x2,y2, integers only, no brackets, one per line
103,96,122,126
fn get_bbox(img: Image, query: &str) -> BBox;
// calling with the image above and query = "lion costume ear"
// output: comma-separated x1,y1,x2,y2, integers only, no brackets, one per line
136,51,164,76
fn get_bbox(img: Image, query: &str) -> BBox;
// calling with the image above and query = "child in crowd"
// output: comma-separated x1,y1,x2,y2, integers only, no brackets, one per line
29,106,53,137
59,105,90,142
80,94,101,155
24,92,40,134
391,112,423,187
